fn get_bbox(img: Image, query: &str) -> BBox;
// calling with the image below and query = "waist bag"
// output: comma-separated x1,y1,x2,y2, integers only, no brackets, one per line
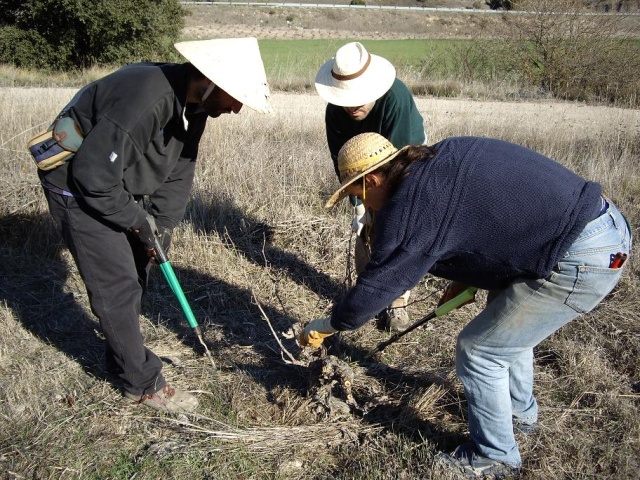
27,117,84,171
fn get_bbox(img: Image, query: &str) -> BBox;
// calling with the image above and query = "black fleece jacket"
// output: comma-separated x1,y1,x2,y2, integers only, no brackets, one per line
39,62,208,230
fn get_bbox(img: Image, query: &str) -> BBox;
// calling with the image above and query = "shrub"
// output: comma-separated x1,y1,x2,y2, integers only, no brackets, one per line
502,0,640,105
0,26,66,70
0,0,186,71
486,0,516,9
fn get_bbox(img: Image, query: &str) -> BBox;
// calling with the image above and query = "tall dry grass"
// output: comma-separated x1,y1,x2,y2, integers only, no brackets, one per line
0,87,638,479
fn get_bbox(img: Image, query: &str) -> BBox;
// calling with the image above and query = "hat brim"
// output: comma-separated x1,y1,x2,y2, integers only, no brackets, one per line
174,38,272,114
315,54,396,107
325,146,409,208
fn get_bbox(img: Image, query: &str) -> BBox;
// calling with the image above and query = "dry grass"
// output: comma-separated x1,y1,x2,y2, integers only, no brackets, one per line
1,87,639,479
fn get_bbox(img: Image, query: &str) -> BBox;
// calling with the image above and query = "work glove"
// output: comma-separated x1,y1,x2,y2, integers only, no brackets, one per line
298,317,337,349
133,214,172,258
133,214,158,252
351,202,366,236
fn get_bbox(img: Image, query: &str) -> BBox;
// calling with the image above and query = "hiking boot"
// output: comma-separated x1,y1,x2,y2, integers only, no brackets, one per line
383,290,411,332
385,306,411,332
125,384,198,413
435,443,520,479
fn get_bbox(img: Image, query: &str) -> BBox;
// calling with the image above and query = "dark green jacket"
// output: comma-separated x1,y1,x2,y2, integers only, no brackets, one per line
325,78,425,177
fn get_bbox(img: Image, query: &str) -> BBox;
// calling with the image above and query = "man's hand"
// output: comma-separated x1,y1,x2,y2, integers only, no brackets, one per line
351,203,366,236
133,214,159,254
438,281,476,307
133,214,172,261
298,317,337,348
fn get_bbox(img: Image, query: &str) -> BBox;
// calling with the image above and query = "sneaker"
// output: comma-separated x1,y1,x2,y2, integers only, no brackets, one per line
125,384,198,413
513,421,538,435
385,306,411,332
435,443,520,479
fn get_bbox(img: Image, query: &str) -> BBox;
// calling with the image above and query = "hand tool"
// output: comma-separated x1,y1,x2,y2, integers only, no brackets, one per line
365,287,478,359
152,236,216,369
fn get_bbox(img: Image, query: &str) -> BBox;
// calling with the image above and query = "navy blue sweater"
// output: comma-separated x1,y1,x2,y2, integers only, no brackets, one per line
331,137,602,331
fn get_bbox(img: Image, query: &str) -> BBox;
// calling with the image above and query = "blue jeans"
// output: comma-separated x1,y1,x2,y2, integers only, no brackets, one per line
456,200,632,467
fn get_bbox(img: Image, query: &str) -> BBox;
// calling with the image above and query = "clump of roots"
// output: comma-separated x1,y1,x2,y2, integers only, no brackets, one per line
308,355,363,418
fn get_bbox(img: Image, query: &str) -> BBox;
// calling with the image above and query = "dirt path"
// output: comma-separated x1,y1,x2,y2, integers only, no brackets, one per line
271,92,640,141
183,4,507,40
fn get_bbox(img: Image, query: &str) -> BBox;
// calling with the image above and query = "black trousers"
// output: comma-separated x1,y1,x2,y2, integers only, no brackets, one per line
44,189,165,395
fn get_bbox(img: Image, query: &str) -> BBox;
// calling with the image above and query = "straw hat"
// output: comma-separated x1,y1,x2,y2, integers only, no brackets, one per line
315,42,396,107
325,133,408,208
174,38,272,114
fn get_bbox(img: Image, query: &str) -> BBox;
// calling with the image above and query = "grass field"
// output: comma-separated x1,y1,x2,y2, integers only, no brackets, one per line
0,86,638,478
259,38,492,74
0,3,639,478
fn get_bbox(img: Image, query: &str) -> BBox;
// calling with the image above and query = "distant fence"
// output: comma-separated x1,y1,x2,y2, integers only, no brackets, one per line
181,1,494,14
180,1,640,15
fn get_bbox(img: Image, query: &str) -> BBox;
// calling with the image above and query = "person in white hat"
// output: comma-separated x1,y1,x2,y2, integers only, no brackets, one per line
299,132,632,478
32,38,271,413
315,41,426,332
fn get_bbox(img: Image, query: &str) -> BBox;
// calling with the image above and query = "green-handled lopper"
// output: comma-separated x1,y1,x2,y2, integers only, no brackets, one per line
152,236,216,369
365,286,478,359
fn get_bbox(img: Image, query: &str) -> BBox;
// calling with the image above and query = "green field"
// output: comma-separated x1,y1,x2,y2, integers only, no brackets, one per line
1,36,637,105
259,38,481,77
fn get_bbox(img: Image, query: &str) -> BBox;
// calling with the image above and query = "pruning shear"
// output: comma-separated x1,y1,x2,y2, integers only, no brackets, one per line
153,237,216,370
365,287,478,359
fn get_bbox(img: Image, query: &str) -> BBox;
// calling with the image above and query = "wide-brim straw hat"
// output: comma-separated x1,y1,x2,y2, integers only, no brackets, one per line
174,38,272,114
315,42,396,107
326,132,408,208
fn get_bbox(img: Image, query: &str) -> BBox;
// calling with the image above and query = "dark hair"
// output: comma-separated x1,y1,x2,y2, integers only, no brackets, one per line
373,144,436,195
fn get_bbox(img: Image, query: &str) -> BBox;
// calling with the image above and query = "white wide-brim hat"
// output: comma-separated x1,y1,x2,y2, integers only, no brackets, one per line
315,42,396,107
326,132,408,208
174,38,272,114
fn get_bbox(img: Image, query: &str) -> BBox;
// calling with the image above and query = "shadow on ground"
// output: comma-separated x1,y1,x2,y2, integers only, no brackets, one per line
0,210,314,395
186,193,345,301
0,208,465,451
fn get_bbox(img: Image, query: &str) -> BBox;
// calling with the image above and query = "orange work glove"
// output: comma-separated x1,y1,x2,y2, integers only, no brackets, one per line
298,317,337,348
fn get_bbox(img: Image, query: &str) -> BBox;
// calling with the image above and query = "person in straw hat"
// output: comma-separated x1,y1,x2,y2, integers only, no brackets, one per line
299,133,631,478
315,42,427,332
33,38,271,413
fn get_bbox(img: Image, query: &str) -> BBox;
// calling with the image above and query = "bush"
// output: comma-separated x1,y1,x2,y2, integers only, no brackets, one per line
502,0,640,105
0,0,186,71
0,26,64,70
350,0,366,5
486,0,516,9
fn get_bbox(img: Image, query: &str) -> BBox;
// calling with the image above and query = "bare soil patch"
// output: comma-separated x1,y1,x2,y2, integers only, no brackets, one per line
183,4,508,40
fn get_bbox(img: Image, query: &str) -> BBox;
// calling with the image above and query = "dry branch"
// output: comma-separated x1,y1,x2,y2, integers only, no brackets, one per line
252,289,307,366
160,415,381,454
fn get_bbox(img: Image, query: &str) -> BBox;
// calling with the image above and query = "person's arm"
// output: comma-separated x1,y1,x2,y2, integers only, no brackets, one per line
331,246,437,331
70,117,148,230
325,105,364,207
379,84,425,148
325,105,347,178
148,116,206,228
147,155,197,229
